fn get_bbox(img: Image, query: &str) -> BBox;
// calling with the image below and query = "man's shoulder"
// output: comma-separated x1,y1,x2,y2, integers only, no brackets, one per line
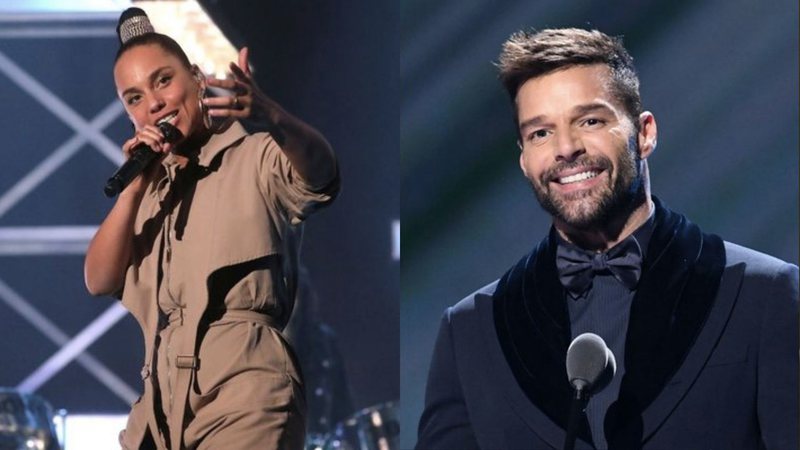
723,241,798,274
447,246,538,317
446,280,500,320
722,242,798,308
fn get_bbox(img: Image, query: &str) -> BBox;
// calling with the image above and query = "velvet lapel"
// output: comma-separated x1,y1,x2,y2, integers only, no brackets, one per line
494,231,593,444
493,198,726,449
605,198,726,447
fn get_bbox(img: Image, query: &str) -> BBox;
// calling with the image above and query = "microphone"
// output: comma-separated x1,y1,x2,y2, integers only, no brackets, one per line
566,332,616,397
563,333,616,450
104,122,181,197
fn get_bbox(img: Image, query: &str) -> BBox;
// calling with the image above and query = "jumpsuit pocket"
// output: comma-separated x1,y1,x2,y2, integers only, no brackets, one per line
189,321,301,415
189,370,295,415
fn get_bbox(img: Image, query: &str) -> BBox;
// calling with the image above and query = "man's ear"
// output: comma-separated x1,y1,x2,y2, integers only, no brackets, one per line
637,111,657,159
519,150,530,178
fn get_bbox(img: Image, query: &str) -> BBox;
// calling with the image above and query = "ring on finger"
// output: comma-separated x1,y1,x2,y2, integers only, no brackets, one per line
232,96,240,109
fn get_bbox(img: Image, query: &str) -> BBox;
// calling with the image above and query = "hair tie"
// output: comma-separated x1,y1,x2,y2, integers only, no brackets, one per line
117,7,155,44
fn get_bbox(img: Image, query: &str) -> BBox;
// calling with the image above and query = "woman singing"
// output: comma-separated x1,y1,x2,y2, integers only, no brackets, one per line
84,8,339,450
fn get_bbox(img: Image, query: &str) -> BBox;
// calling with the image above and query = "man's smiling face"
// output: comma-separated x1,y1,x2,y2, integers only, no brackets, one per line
516,64,645,230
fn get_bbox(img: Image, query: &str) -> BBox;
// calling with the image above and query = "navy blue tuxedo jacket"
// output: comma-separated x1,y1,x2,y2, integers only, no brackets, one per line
417,206,798,450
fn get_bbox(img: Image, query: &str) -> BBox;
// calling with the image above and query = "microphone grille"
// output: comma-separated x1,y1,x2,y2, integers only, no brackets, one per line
566,333,614,392
157,122,182,144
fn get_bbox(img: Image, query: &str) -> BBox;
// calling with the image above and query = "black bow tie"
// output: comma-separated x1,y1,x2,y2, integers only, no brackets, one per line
556,236,643,298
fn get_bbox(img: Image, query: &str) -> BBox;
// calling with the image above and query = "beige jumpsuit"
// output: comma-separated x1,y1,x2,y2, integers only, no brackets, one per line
117,122,339,449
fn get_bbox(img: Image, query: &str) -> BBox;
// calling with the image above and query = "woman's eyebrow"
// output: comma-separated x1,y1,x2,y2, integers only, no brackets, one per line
120,65,172,97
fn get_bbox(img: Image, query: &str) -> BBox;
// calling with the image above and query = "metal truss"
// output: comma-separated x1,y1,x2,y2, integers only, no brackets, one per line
0,15,138,405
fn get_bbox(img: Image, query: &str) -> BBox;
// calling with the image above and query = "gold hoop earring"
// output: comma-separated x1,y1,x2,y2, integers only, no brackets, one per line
198,88,212,130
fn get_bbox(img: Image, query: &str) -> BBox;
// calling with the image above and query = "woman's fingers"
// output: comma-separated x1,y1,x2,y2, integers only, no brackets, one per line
238,47,250,76
228,63,250,84
202,87,252,118
202,95,249,109
123,125,171,158
199,48,258,119
206,76,251,95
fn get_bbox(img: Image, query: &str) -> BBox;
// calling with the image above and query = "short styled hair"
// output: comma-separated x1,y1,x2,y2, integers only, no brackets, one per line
497,28,642,127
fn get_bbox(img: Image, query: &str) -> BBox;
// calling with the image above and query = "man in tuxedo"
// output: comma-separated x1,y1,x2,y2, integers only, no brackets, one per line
416,28,798,449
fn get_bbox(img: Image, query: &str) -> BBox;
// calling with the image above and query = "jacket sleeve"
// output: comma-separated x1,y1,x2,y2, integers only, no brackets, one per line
757,262,799,449
416,308,480,450
257,133,340,225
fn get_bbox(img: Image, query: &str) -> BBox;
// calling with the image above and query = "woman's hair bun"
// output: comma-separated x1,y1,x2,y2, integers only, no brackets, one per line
116,7,155,45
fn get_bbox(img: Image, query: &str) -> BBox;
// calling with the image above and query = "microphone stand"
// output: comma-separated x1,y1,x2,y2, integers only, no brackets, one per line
564,386,589,450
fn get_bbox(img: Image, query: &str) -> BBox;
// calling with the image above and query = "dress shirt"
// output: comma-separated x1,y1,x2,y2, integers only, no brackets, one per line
558,211,655,450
